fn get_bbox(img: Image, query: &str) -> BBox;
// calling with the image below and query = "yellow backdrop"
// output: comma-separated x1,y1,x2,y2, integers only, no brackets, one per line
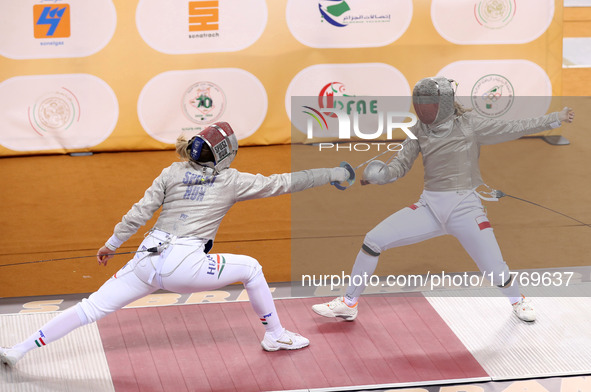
0,0,563,156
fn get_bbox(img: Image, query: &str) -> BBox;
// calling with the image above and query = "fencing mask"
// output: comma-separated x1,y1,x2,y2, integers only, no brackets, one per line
189,122,238,172
412,77,456,125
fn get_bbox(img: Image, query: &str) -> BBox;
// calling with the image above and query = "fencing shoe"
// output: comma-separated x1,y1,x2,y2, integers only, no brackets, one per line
312,297,358,321
0,347,24,367
261,329,309,351
513,297,536,322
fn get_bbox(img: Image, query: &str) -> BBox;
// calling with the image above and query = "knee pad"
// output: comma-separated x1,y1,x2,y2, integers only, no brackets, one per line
361,236,381,257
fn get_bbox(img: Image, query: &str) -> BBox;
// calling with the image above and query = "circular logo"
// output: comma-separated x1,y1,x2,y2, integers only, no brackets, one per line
474,0,516,29
29,88,79,135
471,74,514,118
182,81,226,124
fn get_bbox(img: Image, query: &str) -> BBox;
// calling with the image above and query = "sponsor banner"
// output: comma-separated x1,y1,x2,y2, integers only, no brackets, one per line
138,68,268,143
286,0,412,48
432,0,554,44
438,60,553,119
136,0,267,54
285,63,411,139
0,0,564,156
0,0,116,59
0,74,118,151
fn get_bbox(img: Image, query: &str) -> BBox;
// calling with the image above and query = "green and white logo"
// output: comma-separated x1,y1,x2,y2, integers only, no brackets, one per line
182,81,226,125
471,74,514,118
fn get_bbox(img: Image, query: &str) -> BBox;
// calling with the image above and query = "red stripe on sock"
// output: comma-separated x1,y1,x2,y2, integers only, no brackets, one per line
409,204,418,210
39,337,46,346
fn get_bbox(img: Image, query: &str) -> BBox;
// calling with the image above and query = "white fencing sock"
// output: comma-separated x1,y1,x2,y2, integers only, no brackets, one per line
245,272,284,339
12,306,84,355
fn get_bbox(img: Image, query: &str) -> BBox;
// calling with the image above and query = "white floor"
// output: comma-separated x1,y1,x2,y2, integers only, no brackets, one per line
427,284,591,380
0,312,114,392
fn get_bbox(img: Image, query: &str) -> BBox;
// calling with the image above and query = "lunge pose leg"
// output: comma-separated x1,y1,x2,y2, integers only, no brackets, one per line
444,195,535,320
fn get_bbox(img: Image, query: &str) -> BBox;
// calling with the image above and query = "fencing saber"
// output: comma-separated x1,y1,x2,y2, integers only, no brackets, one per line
0,247,163,268
496,190,591,228
331,143,404,190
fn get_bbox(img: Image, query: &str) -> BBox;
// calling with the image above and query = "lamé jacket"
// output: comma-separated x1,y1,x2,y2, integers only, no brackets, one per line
380,111,562,191
106,165,333,249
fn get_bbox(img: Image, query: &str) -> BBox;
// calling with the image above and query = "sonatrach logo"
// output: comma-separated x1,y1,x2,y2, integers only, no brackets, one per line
28,88,79,135
188,0,220,39
318,0,391,27
474,0,516,29
182,81,226,124
471,74,514,118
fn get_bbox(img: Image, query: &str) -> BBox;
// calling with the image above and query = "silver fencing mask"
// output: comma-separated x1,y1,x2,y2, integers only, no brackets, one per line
189,122,238,172
412,77,455,125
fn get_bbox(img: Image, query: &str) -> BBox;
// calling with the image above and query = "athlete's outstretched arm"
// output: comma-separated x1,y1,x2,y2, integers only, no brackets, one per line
473,107,574,145
234,167,350,202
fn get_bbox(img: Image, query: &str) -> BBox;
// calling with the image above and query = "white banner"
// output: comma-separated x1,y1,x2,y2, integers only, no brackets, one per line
138,68,268,143
432,0,554,44
438,60,553,119
287,0,412,48
0,0,116,59
136,0,267,54
0,74,118,151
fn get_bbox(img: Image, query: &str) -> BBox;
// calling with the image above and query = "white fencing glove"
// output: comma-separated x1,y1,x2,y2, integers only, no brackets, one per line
329,167,350,182
362,160,396,185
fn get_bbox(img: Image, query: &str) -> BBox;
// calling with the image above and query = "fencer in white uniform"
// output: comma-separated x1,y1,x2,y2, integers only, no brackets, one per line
312,77,575,323
0,122,351,367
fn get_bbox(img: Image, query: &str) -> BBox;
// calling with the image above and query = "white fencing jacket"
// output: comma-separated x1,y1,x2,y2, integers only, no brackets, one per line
106,164,334,249
380,111,562,191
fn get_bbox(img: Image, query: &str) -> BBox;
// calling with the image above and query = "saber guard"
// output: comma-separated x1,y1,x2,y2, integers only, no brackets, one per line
331,161,356,190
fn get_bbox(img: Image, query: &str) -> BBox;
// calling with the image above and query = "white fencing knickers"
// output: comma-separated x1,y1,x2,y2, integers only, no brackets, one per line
346,191,517,300
12,229,285,356
76,230,277,330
